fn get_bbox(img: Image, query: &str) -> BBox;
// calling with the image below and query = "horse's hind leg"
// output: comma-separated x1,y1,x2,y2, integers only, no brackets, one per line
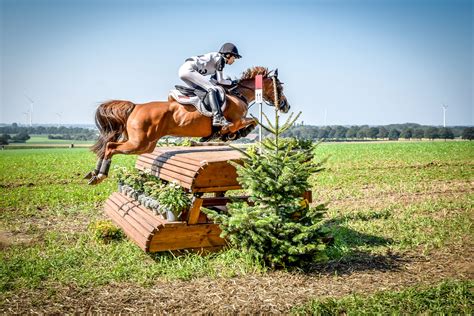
88,139,157,185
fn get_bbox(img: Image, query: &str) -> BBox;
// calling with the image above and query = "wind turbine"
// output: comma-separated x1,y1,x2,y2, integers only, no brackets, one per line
55,112,62,127
24,93,34,127
22,111,30,125
442,105,448,127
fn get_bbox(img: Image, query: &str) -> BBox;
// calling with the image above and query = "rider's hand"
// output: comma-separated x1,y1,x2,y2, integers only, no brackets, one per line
231,79,239,86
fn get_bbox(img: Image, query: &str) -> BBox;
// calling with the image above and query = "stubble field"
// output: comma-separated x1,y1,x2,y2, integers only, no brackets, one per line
0,141,472,313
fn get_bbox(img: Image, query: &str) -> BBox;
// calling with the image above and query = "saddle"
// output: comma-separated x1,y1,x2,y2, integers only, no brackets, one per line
169,85,227,117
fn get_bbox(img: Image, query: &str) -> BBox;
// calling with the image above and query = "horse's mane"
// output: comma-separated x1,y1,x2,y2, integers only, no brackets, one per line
240,66,272,80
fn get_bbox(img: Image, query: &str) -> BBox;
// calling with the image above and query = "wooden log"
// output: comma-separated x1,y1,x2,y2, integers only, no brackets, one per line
104,201,151,251
136,146,243,193
138,154,201,172
106,198,153,238
112,193,166,228
148,223,225,252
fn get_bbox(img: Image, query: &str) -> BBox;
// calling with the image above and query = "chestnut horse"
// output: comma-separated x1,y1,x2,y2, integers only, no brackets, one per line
85,66,290,185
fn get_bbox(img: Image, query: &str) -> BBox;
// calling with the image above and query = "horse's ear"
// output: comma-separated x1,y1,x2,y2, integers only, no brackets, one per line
274,68,278,77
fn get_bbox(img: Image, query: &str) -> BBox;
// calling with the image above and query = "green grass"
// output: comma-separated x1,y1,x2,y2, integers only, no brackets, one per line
0,141,472,299
0,233,264,291
292,280,473,315
0,148,266,291
4,135,94,148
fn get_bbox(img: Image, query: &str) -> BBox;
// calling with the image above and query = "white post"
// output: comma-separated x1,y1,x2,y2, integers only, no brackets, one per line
259,102,263,142
30,102,33,127
24,94,34,127
442,105,448,127
255,75,263,151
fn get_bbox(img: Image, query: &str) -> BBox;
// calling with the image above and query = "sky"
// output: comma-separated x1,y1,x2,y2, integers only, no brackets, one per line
0,0,472,126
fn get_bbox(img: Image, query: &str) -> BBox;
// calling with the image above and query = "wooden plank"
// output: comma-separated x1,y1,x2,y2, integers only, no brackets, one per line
106,199,157,240
106,199,153,238
107,197,156,237
137,153,201,170
150,174,193,190
137,155,201,173
303,190,313,203
187,197,203,225
148,223,226,252
193,185,242,193
194,154,241,163
193,162,239,189
148,150,204,163
140,151,203,166
137,165,195,185
147,147,240,164
134,204,167,228
136,146,245,191
104,202,150,251
113,192,167,228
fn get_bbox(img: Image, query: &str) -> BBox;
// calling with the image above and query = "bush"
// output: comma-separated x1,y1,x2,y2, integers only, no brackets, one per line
88,220,124,243
10,132,30,143
204,110,329,268
462,127,474,140
0,134,10,145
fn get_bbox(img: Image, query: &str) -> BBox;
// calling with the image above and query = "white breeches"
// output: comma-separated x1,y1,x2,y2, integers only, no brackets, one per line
178,62,217,92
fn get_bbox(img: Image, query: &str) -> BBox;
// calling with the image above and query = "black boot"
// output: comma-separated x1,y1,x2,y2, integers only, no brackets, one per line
208,90,231,128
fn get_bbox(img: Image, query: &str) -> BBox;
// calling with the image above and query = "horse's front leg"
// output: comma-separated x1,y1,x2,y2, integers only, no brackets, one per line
228,117,256,134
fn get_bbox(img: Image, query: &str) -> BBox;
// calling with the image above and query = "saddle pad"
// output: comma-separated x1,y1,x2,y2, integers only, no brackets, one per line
169,86,227,118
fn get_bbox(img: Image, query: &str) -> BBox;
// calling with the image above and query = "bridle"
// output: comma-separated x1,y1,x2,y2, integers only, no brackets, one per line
231,75,283,110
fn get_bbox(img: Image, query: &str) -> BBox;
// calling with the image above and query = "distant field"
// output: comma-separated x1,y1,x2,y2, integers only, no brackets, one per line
4,135,94,148
0,141,472,313
26,135,94,144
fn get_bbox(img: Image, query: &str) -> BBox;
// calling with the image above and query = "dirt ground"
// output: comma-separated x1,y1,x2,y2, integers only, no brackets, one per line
2,243,472,314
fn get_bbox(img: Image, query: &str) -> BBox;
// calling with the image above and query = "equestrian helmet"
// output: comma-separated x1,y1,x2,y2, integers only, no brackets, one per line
219,43,242,59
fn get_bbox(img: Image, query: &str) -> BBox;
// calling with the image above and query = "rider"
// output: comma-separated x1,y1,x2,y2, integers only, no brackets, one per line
178,42,241,128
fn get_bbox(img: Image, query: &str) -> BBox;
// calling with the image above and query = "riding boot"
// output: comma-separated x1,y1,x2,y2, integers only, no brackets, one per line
208,90,231,128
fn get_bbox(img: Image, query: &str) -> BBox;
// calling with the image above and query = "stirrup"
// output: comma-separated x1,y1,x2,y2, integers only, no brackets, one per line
212,116,231,127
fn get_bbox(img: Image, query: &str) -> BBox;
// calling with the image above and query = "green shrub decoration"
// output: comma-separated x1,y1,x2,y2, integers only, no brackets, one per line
158,182,191,218
88,220,124,243
204,109,329,268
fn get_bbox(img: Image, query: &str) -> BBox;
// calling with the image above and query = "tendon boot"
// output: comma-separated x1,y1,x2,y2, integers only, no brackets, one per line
208,89,231,128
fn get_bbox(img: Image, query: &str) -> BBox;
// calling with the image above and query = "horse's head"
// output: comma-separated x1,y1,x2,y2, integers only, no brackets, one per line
238,67,290,113
262,69,290,113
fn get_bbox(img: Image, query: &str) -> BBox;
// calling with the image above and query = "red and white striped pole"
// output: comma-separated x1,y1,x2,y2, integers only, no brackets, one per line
255,74,263,146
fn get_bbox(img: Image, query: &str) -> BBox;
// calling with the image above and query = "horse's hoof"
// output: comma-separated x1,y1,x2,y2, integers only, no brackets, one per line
227,133,238,141
88,176,99,185
88,174,107,185
83,171,96,180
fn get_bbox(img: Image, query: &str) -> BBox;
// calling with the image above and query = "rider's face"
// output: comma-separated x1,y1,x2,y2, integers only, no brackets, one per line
226,55,236,65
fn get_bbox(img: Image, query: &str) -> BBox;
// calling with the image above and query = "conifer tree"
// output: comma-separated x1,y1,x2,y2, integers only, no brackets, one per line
204,108,328,267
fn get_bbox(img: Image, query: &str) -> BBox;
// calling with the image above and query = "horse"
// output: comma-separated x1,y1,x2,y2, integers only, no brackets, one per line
85,66,290,185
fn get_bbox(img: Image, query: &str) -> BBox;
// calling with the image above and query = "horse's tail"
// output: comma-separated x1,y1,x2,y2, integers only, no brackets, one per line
91,100,136,158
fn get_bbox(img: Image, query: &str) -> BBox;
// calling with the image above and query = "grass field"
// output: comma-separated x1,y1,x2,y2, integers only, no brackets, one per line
0,141,472,313
4,135,94,148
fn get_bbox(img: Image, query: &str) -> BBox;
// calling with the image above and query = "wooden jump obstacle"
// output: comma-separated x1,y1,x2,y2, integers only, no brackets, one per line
104,145,312,252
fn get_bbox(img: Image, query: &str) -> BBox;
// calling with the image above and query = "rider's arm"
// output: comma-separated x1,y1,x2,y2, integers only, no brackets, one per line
215,56,232,85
